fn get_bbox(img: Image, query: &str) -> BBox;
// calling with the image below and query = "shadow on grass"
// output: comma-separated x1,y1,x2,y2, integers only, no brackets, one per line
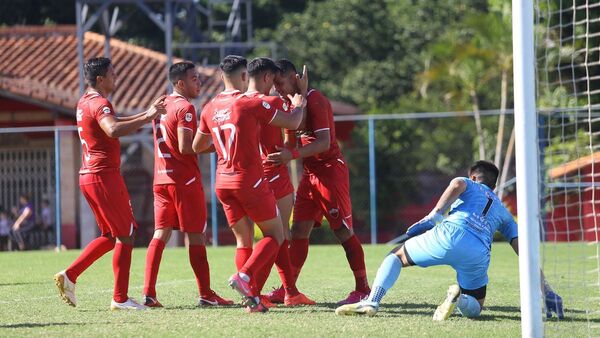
0,322,84,329
0,281,48,287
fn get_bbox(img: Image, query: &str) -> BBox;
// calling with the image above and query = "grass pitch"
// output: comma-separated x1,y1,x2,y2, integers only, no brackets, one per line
0,243,595,337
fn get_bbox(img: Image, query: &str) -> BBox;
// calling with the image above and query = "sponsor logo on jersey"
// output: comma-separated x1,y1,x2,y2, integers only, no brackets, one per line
329,208,339,219
185,112,193,122
212,108,231,123
76,109,83,121
262,101,271,109
102,106,111,114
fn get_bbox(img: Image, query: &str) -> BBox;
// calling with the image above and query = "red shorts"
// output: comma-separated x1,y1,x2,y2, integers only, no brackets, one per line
216,179,278,226
79,171,138,237
264,166,294,200
153,181,207,233
293,159,353,230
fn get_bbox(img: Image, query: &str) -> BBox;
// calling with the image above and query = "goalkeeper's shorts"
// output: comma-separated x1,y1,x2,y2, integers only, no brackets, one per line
404,222,490,290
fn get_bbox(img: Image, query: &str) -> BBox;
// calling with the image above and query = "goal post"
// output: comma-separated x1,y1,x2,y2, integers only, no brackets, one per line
512,0,544,337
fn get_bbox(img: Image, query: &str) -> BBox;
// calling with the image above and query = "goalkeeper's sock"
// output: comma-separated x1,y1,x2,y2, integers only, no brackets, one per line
66,236,115,283
367,254,402,304
143,238,166,298
341,235,370,293
235,247,253,271
456,294,481,317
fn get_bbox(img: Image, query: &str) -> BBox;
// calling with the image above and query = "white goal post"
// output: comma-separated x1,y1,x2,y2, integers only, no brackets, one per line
512,0,544,337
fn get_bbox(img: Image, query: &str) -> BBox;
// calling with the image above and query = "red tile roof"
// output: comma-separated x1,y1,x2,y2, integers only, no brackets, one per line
0,25,222,115
548,152,600,179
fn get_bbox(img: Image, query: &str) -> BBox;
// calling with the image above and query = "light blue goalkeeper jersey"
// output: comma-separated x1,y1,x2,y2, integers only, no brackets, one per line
443,177,518,248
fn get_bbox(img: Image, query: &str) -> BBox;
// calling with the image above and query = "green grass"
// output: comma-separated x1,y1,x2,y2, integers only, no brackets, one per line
0,243,596,337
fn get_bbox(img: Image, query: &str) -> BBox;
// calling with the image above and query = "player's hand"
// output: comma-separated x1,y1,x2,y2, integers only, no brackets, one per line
288,94,307,109
296,65,309,96
266,146,292,165
544,290,564,319
406,217,436,237
145,95,167,121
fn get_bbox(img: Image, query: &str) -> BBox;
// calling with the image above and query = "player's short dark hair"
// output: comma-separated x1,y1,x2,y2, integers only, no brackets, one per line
247,57,280,77
169,62,196,85
468,160,499,189
219,55,247,75
275,59,297,75
84,57,112,87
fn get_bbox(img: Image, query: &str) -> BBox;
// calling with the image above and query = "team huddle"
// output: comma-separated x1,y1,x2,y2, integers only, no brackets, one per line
54,55,564,318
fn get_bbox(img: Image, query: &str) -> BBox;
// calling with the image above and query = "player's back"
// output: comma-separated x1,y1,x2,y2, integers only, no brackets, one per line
200,91,280,189
153,93,201,185
76,90,121,174
299,89,343,171
444,178,516,247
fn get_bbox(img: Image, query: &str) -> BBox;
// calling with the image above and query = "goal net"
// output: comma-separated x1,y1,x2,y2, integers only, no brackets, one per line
535,0,600,335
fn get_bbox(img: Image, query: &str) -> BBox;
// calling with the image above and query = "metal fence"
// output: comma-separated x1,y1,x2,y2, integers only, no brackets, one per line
0,109,515,250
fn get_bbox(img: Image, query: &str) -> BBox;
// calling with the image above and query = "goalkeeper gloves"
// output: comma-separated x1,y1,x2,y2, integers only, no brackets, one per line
544,290,564,319
406,211,444,237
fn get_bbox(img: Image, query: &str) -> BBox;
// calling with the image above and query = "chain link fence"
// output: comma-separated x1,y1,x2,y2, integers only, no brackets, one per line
0,110,516,250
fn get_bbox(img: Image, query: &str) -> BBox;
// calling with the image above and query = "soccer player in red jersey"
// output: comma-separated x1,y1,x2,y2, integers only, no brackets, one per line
245,76,316,308
194,55,247,271
267,59,371,305
193,57,308,312
54,57,166,310
142,62,232,308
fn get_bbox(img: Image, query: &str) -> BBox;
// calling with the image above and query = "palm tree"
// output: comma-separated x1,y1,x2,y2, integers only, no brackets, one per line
418,40,495,160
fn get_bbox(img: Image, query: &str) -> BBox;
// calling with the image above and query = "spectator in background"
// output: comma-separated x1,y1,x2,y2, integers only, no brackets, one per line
0,208,10,251
11,194,35,250
40,199,54,244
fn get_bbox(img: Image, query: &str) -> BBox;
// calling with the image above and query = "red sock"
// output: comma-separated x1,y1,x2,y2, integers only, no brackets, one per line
189,244,211,297
254,253,276,294
342,235,370,293
289,238,310,283
66,236,115,283
143,238,165,298
275,240,299,296
113,242,133,303
239,237,279,281
235,247,253,271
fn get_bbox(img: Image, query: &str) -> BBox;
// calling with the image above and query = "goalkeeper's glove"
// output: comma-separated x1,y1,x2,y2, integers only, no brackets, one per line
406,211,444,237
544,290,564,319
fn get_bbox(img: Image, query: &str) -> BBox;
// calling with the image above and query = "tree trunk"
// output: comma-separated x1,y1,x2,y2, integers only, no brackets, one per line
494,69,508,169
498,127,515,200
471,89,486,160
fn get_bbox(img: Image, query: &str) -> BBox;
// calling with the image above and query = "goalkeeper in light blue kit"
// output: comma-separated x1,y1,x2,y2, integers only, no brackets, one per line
336,160,564,320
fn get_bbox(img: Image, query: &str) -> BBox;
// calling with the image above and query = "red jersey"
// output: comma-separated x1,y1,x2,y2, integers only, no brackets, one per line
298,89,343,171
199,91,286,189
256,93,290,174
76,90,121,174
153,93,201,185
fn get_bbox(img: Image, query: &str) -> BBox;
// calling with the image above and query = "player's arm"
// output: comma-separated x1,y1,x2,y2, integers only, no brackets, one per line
115,111,147,122
99,95,166,138
192,130,213,153
406,178,467,237
177,128,195,155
